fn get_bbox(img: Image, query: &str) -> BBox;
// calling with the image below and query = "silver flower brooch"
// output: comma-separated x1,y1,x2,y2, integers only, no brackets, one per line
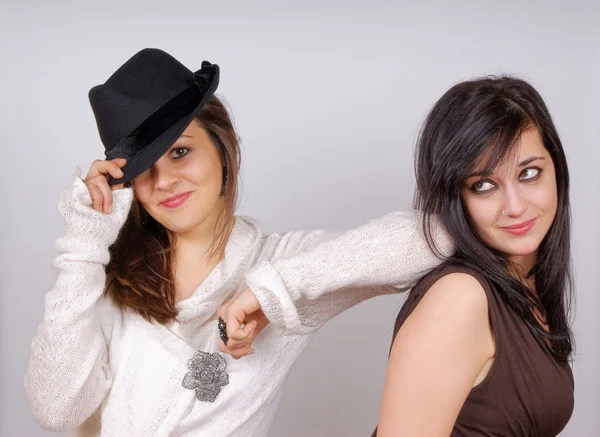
182,351,229,402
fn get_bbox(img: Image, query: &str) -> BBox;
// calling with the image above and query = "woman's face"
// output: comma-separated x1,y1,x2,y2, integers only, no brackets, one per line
132,120,225,237
461,128,558,267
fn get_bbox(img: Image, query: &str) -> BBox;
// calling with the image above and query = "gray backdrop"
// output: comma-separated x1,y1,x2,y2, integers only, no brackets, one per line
1,1,598,436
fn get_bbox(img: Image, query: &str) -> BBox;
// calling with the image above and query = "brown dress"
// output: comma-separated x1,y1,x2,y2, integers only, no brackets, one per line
372,264,574,437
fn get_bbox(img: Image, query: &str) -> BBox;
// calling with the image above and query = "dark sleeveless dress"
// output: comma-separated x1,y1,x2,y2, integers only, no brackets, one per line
372,264,574,436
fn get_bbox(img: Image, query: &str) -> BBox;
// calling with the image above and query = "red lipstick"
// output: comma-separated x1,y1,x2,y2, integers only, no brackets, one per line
160,192,192,209
500,217,538,236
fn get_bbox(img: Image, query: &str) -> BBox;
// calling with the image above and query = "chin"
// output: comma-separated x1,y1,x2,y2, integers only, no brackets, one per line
500,240,542,258
166,221,203,235
169,214,214,235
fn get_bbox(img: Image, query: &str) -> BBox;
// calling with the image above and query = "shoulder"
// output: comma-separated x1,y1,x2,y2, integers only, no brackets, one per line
413,262,490,301
396,265,492,355
234,216,265,235
429,270,488,306
229,216,268,251
410,271,489,328
387,269,494,390
378,269,495,436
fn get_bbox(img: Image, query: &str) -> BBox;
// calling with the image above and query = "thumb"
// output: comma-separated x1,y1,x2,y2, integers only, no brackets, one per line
225,288,261,341
229,319,258,342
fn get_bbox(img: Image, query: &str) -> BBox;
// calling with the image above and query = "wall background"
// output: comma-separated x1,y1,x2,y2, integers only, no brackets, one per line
1,1,598,436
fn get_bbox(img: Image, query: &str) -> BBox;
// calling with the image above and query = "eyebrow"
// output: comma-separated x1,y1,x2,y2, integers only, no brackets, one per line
467,156,545,179
519,156,545,167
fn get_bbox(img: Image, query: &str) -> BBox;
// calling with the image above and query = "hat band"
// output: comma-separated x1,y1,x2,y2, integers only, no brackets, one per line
105,86,202,161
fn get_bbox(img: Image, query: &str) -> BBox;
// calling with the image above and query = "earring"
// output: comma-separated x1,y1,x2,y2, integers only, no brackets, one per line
220,167,229,197
141,208,148,226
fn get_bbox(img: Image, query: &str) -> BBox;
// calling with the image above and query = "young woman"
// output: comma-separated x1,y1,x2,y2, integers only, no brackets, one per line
25,48,453,437
371,77,574,436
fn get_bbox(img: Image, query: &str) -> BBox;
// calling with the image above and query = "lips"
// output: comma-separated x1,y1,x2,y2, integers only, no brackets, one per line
160,192,192,209
500,217,538,236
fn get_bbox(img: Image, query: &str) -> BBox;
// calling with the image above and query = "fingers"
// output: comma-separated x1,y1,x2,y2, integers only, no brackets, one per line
86,175,113,213
96,176,113,213
84,158,127,213
224,288,261,341
113,158,127,168
216,288,267,359
107,160,126,191
252,310,269,335
87,182,104,212
225,310,253,343
232,319,258,345
85,158,126,181
218,319,257,359
218,329,256,359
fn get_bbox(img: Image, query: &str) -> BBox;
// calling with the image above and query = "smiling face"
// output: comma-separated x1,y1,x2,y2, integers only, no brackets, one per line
132,120,226,237
461,128,558,268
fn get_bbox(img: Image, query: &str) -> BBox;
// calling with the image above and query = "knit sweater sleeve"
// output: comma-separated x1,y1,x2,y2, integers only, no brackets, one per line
245,211,454,334
25,170,133,431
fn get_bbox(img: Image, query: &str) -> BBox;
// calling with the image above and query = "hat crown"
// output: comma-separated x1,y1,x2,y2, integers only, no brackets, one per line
89,48,196,152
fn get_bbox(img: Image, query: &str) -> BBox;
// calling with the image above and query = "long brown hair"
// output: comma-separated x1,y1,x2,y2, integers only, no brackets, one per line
105,95,241,323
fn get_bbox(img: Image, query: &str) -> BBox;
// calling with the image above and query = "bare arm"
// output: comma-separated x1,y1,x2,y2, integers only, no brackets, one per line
377,273,494,437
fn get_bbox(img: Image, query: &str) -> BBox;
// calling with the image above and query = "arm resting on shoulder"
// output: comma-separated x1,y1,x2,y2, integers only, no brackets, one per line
247,211,454,333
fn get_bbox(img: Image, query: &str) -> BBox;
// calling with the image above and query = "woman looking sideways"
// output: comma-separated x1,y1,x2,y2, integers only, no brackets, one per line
372,76,574,437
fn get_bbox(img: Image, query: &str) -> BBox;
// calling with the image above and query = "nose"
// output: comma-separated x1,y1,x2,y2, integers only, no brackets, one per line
502,183,527,218
151,157,178,191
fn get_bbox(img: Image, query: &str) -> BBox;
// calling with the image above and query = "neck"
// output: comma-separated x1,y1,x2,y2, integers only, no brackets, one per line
174,226,218,259
170,208,234,303
172,202,227,256
507,251,537,289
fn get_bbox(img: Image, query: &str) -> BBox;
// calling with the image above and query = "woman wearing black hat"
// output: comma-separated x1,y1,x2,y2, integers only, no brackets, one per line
25,48,453,437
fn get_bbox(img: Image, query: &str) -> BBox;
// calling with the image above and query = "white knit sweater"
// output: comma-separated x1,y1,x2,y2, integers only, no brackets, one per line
25,171,453,437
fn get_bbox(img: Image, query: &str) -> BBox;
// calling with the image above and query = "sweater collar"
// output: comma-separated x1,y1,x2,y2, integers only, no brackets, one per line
173,216,263,325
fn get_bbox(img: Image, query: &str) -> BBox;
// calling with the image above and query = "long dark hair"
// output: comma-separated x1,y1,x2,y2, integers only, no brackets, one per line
414,76,573,363
105,95,241,324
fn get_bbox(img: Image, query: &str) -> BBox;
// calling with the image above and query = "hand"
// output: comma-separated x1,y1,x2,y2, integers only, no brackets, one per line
217,288,269,359
84,158,127,213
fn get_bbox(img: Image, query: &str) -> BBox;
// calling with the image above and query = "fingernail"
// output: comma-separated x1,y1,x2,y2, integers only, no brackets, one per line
108,205,113,214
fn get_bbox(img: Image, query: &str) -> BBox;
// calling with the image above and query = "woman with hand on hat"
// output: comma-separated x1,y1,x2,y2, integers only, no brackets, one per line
25,48,453,437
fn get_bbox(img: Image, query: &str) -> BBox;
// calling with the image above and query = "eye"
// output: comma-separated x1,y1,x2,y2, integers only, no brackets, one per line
171,147,189,159
519,167,541,181
471,180,495,194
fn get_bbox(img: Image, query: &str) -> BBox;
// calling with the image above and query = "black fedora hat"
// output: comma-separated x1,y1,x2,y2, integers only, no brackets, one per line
89,48,219,185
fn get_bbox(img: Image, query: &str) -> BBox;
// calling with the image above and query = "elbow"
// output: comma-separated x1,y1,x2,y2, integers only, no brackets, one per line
25,344,110,432
25,379,89,432
29,403,78,432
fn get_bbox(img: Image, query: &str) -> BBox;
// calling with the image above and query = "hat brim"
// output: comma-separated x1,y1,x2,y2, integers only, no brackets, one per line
106,107,200,186
106,66,219,186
